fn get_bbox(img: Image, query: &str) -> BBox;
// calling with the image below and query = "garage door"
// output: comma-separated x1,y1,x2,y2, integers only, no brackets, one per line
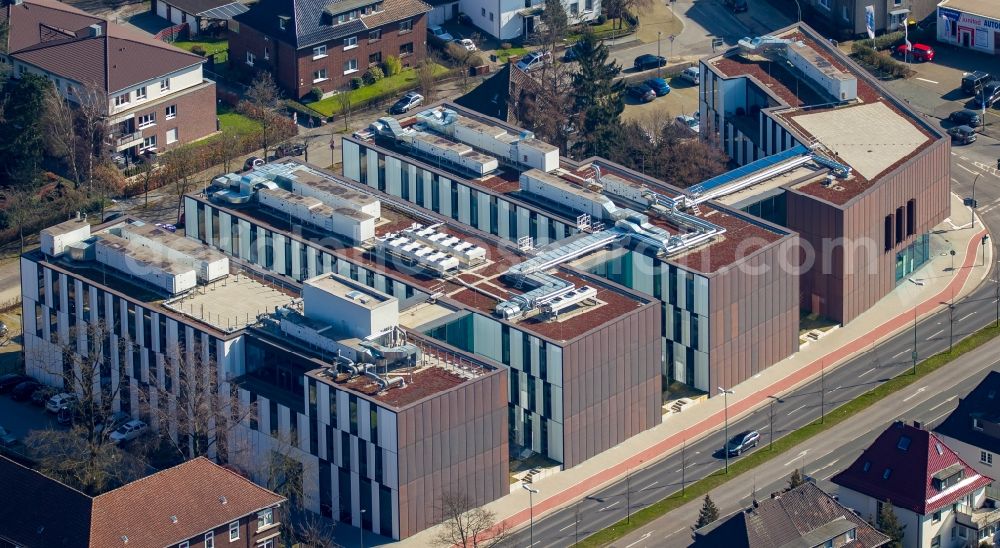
170,7,183,24
156,0,167,19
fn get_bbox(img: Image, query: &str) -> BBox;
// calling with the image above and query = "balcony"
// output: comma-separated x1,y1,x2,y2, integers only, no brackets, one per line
115,131,143,150
955,502,1000,532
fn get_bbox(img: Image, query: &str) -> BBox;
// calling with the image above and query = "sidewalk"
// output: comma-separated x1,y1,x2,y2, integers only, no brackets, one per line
398,192,991,547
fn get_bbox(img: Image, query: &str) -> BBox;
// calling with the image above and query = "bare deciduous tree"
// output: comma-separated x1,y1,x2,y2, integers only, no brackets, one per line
160,146,201,218
605,0,652,29
417,60,438,102
212,128,248,175
25,320,143,495
337,91,353,131
1,186,37,254
72,84,111,189
43,84,82,186
434,491,511,548
140,344,256,462
295,514,342,548
512,59,575,154
243,73,282,160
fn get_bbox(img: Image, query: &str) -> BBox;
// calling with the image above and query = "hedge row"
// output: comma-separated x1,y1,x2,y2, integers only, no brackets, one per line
850,42,910,79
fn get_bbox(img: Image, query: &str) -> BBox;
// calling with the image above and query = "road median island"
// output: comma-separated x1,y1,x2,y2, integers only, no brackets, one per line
575,317,1000,547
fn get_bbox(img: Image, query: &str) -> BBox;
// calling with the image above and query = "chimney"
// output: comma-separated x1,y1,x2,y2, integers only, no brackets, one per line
913,420,922,429
88,23,103,37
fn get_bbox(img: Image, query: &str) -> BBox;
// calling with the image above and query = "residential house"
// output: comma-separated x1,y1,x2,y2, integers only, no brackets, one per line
801,0,937,39
459,0,601,40
0,0,218,159
833,420,998,548
0,456,286,548
150,0,249,37
228,0,432,99
936,371,1000,520
693,481,890,547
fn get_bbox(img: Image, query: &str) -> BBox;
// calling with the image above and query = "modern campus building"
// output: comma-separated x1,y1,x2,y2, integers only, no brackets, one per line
20,21,951,541
700,24,949,323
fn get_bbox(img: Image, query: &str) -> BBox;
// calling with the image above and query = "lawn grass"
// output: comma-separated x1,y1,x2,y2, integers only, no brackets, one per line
496,46,529,63
307,63,451,117
567,18,632,42
574,318,1000,546
172,38,229,56
217,104,261,133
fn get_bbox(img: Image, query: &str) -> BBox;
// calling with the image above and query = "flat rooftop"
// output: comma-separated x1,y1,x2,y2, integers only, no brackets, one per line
707,27,938,205
305,272,394,308
163,273,296,333
939,0,1000,18
194,167,649,342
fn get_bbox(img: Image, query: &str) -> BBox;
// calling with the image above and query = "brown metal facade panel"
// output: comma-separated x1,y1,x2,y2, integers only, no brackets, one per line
394,368,508,538
788,137,950,323
560,303,662,468
707,235,801,396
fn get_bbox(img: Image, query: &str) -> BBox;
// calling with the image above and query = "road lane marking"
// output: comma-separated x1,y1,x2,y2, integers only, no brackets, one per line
860,367,876,377
960,156,970,160
957,164,979,175
642,481,659,490
786,404,807,416
892,349,910,359
600,501,620,511
929,329,944,339
669,527,686,537
903,386,927,402
811,458,841,474
784,450,808,466
916,77,939,84
625,532,653,548
831,385,843,392
928,410,952,425
959,311,976,322
929,396,958,412
559,522,577,532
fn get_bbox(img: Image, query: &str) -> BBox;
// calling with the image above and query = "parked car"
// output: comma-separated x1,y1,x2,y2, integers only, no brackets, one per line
675,114,700,133
96,412,130,437
962,71,992,95
645,77,671,96
973,82,1000,108
0,426,16,446
457,38,477,52
0,374,32,394
56,405,77,426
627,83,657,103
726,430,761,457
390,92,424,114
949,109,982,127
109,419,149,444
155,222,177,232
31,386,56,406
949,125,978,145
895,43,935,62
679,66,700,85
563,43,583,62
725,0,748,12
634,54,667,71
516,50,551,72
45,392,77,413
243,156,264,171
428,26,454,42
10,380,41,402
277,142,306,157
103,211,124,223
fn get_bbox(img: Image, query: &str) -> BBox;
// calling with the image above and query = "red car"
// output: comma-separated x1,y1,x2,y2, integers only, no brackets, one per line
895,43,935,62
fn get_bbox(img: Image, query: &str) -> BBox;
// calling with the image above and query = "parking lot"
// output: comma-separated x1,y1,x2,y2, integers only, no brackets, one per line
0,386,63,444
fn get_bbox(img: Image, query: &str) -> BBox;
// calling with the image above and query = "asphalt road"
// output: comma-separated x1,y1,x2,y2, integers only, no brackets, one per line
509,43,1000,548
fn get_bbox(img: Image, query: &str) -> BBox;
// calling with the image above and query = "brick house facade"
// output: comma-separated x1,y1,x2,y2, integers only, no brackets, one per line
229,0,430,99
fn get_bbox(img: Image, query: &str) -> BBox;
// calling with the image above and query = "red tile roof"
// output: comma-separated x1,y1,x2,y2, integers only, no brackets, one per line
90,457,285,548
832,421,993,515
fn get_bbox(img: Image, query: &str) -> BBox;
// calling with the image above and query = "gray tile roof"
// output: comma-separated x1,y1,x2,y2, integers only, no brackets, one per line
935,370,1000,455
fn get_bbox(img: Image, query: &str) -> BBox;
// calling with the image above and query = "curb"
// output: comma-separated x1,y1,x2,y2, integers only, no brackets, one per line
498,225,990,534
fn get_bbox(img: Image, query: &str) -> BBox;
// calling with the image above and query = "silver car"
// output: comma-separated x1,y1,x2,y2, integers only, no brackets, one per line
680,66,700,85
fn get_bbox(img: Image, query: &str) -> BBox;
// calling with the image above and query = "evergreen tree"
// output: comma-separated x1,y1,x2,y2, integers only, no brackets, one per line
570,31,624,159
877,500,905,548
694,494,720,530
0,73,49,188
538,0,569,47
787,468,805,490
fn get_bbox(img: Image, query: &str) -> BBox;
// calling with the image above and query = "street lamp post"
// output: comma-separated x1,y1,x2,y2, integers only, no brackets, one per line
995,248,999,327
719,386,735,474
912,306,918,375
681,438,687,495
949,302,956,352
767,396,781,449
523,484,539,547
657,32,662,78
360,509,366,548
820,359,826,423
981,234,990,267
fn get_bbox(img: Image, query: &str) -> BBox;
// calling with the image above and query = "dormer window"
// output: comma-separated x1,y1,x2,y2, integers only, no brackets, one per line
862,461,871,473
278,16,287,30
897,436,911,451
882,468,892,480
973,418,984,430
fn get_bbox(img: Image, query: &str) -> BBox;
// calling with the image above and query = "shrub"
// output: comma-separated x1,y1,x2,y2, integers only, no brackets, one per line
871,30,904,50
363,65,385,85
596,14,607,25
310,87,324,102
190,44,207,56
850,42,910,79
350,77,363,89
383,55,402,76
468,53,485,67
500,42,513,50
